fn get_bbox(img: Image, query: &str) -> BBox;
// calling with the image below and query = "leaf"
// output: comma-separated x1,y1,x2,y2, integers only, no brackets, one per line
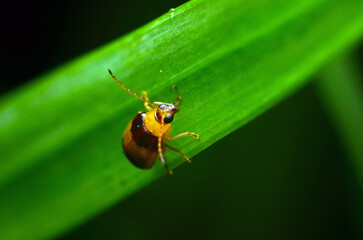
317,58,363,182
1,0,363,239
316,57,363,238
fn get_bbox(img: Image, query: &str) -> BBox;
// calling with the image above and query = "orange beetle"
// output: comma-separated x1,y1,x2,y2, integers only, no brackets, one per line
108,69,199,175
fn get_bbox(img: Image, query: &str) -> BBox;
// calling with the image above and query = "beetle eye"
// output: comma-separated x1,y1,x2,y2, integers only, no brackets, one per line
164,114,174,124
159,104,167,109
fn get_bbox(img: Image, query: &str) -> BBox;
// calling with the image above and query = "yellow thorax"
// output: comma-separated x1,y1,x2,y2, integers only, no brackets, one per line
144,108,171,136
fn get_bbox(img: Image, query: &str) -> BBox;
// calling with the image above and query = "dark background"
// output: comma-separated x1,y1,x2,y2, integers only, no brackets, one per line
2,1,362,239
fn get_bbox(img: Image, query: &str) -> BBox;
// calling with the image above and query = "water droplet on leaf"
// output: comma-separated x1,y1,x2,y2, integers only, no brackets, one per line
169,8,175,17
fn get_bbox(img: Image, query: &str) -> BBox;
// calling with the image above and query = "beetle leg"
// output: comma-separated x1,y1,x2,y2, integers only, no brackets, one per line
158,136,173,175
168,132,200,141
142,92,171,109
141,90,153,111
166,144,191,163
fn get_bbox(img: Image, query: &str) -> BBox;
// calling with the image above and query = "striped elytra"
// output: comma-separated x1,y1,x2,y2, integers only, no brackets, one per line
122,113,171,169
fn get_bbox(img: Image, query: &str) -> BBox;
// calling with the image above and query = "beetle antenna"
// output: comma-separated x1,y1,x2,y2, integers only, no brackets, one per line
108,69,152,105
174,95,181,106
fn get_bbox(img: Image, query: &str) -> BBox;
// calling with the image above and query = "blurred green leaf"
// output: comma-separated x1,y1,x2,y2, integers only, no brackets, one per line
318,58,363,184
317,57,363,238
1,0,363,239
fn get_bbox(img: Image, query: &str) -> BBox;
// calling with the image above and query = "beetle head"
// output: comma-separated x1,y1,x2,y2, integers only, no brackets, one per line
155,95,181,124
155,103,179,124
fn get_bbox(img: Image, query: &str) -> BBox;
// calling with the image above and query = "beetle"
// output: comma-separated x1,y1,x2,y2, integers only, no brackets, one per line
108,69,199,175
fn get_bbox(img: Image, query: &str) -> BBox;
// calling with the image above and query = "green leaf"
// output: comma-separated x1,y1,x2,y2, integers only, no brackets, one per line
316,57,363,238
1,0,363,239
317,58,363,184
